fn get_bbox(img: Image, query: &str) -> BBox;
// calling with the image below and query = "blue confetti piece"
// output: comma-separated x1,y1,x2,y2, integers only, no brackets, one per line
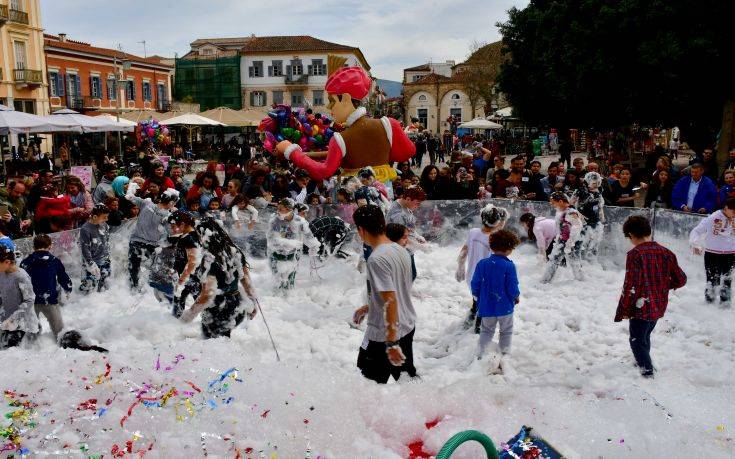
223,397,234,404
143,401,162,408
97,408,107,417
208,400,217,409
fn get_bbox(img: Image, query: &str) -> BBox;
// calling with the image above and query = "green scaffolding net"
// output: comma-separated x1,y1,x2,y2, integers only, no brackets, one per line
174,56,242,111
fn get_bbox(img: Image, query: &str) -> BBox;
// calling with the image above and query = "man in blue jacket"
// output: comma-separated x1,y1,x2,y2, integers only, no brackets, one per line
671,160,718,214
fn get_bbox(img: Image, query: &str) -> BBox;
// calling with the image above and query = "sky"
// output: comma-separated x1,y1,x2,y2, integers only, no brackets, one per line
40,0,528,81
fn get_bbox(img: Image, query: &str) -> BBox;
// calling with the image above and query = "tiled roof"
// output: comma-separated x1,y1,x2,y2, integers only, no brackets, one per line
404,72,451,85
240,35,358,54
191,37,252,47
462,40,504,65
44,35,173,69
404,64,431,72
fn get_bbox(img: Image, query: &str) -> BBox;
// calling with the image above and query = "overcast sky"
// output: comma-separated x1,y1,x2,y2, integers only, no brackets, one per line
40,0,528,81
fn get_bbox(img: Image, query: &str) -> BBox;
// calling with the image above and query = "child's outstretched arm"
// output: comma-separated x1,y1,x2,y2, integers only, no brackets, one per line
456,245,468,282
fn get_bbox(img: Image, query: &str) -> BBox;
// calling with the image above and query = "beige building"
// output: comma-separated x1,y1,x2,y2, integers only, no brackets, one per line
0,0,50,147
402,42,506,134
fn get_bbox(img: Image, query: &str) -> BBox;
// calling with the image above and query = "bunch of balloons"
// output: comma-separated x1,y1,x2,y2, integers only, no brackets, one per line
258,105,342,153
137,119,171,146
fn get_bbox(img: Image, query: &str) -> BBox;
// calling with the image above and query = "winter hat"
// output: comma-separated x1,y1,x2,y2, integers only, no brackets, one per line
480,203,509,228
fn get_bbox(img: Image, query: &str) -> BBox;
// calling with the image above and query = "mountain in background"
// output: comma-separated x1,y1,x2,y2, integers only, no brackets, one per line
376,79,403,98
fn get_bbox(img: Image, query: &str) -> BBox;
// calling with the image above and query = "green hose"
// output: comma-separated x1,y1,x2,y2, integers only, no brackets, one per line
435,430,499,459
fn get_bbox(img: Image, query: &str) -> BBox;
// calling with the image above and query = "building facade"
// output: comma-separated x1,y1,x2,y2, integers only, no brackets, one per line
44,34,173,113
178,35,370,111
402,42,506,134
0,0,49,115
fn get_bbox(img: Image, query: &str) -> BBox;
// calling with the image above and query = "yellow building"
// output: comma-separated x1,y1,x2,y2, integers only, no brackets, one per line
1,0,50,148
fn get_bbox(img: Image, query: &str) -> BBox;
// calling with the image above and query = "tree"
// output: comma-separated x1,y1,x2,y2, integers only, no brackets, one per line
496,0,735,157
457,40,502,117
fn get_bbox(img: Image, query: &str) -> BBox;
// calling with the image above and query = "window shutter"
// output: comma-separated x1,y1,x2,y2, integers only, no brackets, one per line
268,66,273,77
249,92,255,107
75,77,81,97
307,65,313,76
89,76,94,97
59,74,65,96
286,65,292,76
248,67,254,78
263,92,267,107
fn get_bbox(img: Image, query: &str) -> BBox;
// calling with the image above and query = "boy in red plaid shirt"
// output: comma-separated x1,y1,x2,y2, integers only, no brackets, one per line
615,216,687,378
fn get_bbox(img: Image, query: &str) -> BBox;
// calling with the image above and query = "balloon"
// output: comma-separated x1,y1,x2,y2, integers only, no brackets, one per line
299,136,308,148
162,127,169,135
147,128,155,137
303,123,312,135
276,134,284,142
312,125,320,136
314,135,323,144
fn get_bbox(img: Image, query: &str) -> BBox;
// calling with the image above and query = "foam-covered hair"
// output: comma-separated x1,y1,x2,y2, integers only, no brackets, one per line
584,171,603,188
480,203,509,228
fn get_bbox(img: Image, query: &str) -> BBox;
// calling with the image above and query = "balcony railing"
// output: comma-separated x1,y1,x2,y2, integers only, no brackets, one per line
285,74,309,85
0,5,9,24
157,99,172,111
13,69,43,85
66,96,84,110
8,8,28,24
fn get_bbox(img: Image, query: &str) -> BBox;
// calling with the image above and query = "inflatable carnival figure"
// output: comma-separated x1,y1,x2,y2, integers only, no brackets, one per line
573,172,606,260
274,56,415,193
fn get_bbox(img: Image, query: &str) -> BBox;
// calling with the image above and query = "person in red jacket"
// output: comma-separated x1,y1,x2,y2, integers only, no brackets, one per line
34,183,71,233
615,215,687,378
276,64,415,192
186,172,223,210
142,161,175,192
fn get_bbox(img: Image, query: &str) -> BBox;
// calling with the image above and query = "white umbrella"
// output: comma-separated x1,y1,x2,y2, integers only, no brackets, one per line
459,118,503,130
45,109,113,133
94,114,136,132
163,112,225,126
0,104,79,134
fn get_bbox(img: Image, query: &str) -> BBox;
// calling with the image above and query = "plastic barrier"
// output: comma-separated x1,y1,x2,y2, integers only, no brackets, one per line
11,200,705,277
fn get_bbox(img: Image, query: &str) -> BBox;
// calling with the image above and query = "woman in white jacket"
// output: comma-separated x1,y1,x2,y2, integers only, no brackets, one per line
689,197,735,305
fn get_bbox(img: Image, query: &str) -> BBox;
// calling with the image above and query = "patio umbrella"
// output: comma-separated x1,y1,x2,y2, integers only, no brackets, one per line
459,118,503,130
45,109,115,133
0,104,79,134
94,114,136,132
200,107,258,127
164,112,224,146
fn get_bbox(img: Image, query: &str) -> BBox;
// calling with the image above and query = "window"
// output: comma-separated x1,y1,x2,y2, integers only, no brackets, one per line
10,0,23,11
412,74,423,82
201,49,213,56
157,83,166,101
251,91,266,107
13,41,26,69
107,78,117,100
272,90,284,105
248,61,263,78
90,76,102,98
66,74,80,96
451,93,461,100
312,90,324,106
49,72,63,97
291,91,304,107
270,60,283,77
418,94,427,102
126,80,136,101
290,60,303,76
417,108,428,128
142,81,152,101
450,108,462,122
14,100,35,114
309,59,326,76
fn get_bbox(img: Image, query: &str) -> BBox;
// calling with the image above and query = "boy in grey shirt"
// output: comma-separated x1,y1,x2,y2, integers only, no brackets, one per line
352,205,417,383
0,247,38,349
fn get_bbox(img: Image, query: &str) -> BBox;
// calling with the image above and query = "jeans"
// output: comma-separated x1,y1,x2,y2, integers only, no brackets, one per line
128,241,157,288
541,239,583,283
478,314,514,356
357,328,417,384
629,318,658,372
704,252,735,303
80,259,111,293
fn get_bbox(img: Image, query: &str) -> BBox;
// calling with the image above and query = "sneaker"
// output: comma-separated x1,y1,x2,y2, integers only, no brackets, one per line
641,369,655,379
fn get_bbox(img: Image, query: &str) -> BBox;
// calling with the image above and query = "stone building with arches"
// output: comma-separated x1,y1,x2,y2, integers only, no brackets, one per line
402,41,507,134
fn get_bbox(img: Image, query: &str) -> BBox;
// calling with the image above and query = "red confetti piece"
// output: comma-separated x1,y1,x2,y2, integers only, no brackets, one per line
185,381,202,393
303,419,309,424
261,410,270,419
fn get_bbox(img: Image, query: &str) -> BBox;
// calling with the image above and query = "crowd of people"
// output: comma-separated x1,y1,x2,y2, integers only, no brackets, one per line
0,132,732,385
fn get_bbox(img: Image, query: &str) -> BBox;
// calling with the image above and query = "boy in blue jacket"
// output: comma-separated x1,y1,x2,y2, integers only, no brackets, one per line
471,229,521,360
20,234,72,339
